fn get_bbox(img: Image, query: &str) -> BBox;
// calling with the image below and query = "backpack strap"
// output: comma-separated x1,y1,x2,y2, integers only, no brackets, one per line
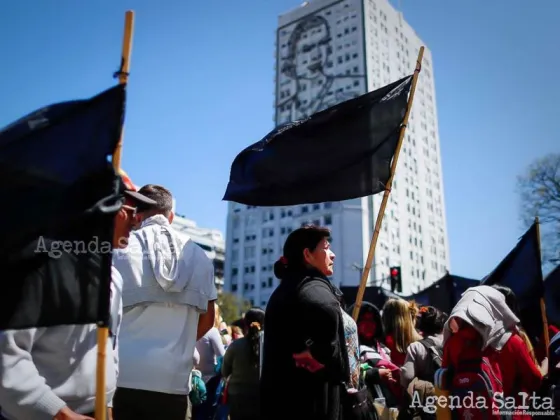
420,338,443,355
419,337,436,350
419,338,443,372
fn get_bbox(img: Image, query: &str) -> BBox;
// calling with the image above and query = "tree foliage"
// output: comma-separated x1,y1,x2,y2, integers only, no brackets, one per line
517,153,560,267
217,291,251,325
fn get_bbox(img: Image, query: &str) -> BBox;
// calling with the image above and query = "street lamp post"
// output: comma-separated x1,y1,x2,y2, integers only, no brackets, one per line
351,262,363,284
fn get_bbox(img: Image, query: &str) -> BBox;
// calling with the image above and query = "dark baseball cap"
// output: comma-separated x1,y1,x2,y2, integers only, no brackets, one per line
119,169,157,208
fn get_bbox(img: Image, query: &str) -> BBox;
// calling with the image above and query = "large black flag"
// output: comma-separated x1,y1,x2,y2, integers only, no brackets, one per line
223,76,413,206
545,265,560,328
0,85,125,330
482,222,545,343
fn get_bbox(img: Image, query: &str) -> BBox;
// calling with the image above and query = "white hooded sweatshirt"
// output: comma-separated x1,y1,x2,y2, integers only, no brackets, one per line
113,215,217,395
443,285,520,351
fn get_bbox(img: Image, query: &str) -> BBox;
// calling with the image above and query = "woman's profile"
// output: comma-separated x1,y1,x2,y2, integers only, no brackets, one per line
260,225,355,420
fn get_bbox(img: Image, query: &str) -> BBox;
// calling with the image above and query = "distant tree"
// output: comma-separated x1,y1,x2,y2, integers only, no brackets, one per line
217,292,251,325
517,153,560,268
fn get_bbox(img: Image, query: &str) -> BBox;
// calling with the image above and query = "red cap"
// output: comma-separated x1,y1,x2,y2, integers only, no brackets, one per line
119,169,139,191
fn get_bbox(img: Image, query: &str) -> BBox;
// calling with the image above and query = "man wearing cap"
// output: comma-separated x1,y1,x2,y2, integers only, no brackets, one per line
112,184,217,420
0,174,156,420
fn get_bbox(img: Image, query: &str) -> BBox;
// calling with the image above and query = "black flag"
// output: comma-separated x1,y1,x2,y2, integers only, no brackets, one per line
482,223,545,343
223,76,413,206
0,85,125,330
544,265,560,328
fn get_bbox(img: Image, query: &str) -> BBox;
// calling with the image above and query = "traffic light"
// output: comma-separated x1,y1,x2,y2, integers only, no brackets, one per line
390,267,402,293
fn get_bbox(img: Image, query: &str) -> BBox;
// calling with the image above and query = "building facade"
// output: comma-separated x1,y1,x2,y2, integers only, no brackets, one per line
172,214,225,291
224,0,450,307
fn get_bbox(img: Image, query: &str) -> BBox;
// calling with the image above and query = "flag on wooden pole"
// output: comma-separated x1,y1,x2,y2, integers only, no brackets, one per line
96,11,135,420
352,47,424,320
223,75,413,206
482,221,546,345
0,84,125,331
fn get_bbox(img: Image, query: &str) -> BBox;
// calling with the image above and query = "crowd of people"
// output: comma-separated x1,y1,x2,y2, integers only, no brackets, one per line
0,178,559,420
259,225,560,420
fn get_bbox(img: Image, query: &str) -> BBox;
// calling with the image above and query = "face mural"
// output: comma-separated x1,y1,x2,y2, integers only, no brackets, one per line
276,10,366,124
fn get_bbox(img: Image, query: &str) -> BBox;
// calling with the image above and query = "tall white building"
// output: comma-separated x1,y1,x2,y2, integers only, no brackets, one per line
224,0,450,307
172,214,226,291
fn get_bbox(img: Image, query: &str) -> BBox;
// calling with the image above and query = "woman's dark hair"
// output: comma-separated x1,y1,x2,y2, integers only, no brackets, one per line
244,307,265,368
273,225,331,280
491,285,520,317
416,306,448,337
231,318,245,329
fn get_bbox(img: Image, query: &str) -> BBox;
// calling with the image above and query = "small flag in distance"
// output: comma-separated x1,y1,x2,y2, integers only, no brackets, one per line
0,85,125,330
223,76,413,207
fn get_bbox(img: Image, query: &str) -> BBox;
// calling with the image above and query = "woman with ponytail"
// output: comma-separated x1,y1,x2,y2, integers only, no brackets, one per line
261,225,355,420
221,308,265,420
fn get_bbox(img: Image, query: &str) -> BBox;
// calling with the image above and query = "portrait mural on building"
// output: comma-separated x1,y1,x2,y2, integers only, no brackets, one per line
277,13,365,124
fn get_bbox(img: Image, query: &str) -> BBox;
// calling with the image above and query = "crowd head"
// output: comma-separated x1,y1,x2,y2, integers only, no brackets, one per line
491,284,520,317
273,225,335,280
137,184,174,221
243,308,265,368
355,303,384,346
416,306,448,337
382,299,422,353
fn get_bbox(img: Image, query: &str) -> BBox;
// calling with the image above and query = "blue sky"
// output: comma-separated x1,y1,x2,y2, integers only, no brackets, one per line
1,0,558,280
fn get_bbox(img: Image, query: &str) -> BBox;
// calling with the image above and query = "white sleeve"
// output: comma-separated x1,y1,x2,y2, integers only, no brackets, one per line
182,241,218,312
193,347,200,366
0,329,67,418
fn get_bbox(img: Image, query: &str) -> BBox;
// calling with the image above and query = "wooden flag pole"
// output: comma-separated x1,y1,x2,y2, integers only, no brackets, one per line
95,10,134,420
111,10,134,168
535,217,551,358
352,47,424,321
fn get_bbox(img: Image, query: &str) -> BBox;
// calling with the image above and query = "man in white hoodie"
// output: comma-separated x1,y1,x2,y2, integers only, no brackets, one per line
112,185,217,420
0,174,157,420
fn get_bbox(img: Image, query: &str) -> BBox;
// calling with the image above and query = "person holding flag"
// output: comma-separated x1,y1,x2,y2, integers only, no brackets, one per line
0,173,156,420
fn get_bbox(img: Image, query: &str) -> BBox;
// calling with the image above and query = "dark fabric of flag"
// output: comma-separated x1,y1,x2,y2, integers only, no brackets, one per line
223,76,413,206
482,223,545,343
0,84,125,330
545,265,560,327
405,274,480,314
341,286,403,313
341,273,479,316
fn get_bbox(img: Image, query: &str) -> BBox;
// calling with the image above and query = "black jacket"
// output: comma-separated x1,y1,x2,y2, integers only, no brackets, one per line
260,269,349,420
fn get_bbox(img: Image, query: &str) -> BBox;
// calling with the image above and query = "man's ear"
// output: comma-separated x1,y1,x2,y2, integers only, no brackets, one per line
168,210,174,224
